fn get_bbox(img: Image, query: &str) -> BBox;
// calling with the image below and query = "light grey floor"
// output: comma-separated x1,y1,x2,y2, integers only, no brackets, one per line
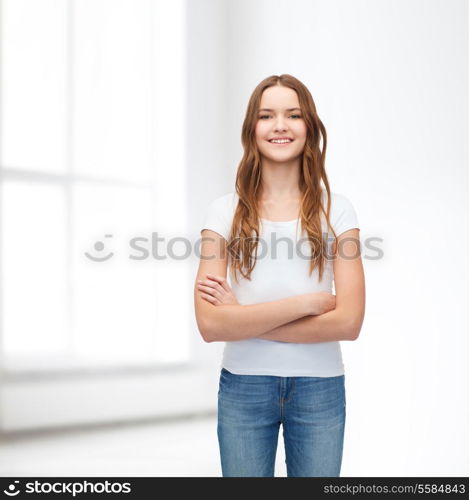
0,414,288,477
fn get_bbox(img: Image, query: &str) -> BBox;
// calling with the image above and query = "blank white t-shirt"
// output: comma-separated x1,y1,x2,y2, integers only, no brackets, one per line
200,188,360,377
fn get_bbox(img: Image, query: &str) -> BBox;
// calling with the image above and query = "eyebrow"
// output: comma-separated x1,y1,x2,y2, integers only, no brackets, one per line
258,107,301,112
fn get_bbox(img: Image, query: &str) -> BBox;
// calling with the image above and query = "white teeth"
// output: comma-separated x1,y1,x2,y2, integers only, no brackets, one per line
270,139,291,144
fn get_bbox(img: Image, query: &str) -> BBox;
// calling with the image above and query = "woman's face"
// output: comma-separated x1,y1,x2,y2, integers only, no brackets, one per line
255,85,307,163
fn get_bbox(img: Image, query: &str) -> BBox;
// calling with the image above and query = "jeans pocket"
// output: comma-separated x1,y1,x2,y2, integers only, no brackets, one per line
219,367,232,395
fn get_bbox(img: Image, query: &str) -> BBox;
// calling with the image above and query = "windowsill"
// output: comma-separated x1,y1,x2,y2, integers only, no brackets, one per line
0,355,208,382
0,357,220,432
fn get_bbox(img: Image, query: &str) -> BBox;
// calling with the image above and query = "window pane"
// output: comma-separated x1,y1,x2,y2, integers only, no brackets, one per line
1,0,68,173
73,184,189,365
151,0,187,233
73,0,154,183
1,181,68,357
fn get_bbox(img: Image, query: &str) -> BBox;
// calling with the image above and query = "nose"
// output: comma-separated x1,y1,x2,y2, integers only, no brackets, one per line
274,115,288,132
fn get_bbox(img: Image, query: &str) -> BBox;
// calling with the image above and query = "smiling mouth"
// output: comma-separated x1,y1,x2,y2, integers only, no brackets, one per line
268,139,294,145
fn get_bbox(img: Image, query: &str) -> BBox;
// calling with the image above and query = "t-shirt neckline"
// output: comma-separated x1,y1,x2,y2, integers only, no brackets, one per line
260,217,300,225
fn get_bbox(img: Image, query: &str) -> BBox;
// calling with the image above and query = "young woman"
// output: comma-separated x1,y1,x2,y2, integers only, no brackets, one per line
194,74,365,477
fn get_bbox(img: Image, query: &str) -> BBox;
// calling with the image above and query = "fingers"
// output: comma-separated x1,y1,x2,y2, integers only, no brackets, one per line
198,277,224,295
197,276,224,300
205,273,230,292
197,283,221,300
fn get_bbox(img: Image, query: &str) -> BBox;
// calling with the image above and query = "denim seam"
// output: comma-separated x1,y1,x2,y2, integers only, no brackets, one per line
279,378,285,422
283,377,296,404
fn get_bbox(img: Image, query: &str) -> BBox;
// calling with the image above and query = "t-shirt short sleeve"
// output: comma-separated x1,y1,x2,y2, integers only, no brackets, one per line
331,193,360,237
200,193,233,242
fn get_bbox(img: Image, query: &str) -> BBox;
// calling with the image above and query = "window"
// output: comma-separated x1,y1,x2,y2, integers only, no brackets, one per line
0,0,190,372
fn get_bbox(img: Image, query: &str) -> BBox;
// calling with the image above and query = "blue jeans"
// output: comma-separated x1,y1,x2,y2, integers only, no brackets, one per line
217,367,346,477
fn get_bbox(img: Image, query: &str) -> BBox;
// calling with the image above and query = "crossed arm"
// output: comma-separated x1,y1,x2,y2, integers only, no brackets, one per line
258,228,365,343
194,228,365,344
256,301,363,343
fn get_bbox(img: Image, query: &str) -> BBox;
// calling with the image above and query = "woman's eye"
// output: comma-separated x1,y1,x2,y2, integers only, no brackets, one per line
258,114,302,120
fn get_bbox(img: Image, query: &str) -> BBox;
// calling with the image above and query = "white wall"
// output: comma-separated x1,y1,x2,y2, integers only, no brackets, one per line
186,0,231,366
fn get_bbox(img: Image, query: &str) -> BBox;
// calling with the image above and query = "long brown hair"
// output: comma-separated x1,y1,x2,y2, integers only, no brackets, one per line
227,74,338,284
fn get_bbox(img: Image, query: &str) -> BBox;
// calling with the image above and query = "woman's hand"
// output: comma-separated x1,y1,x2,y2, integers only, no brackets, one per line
308,291,336,315
196,274,239,306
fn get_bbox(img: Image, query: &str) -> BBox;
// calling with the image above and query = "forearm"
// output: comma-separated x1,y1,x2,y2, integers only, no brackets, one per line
257,308,360,343
205,295,311,342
